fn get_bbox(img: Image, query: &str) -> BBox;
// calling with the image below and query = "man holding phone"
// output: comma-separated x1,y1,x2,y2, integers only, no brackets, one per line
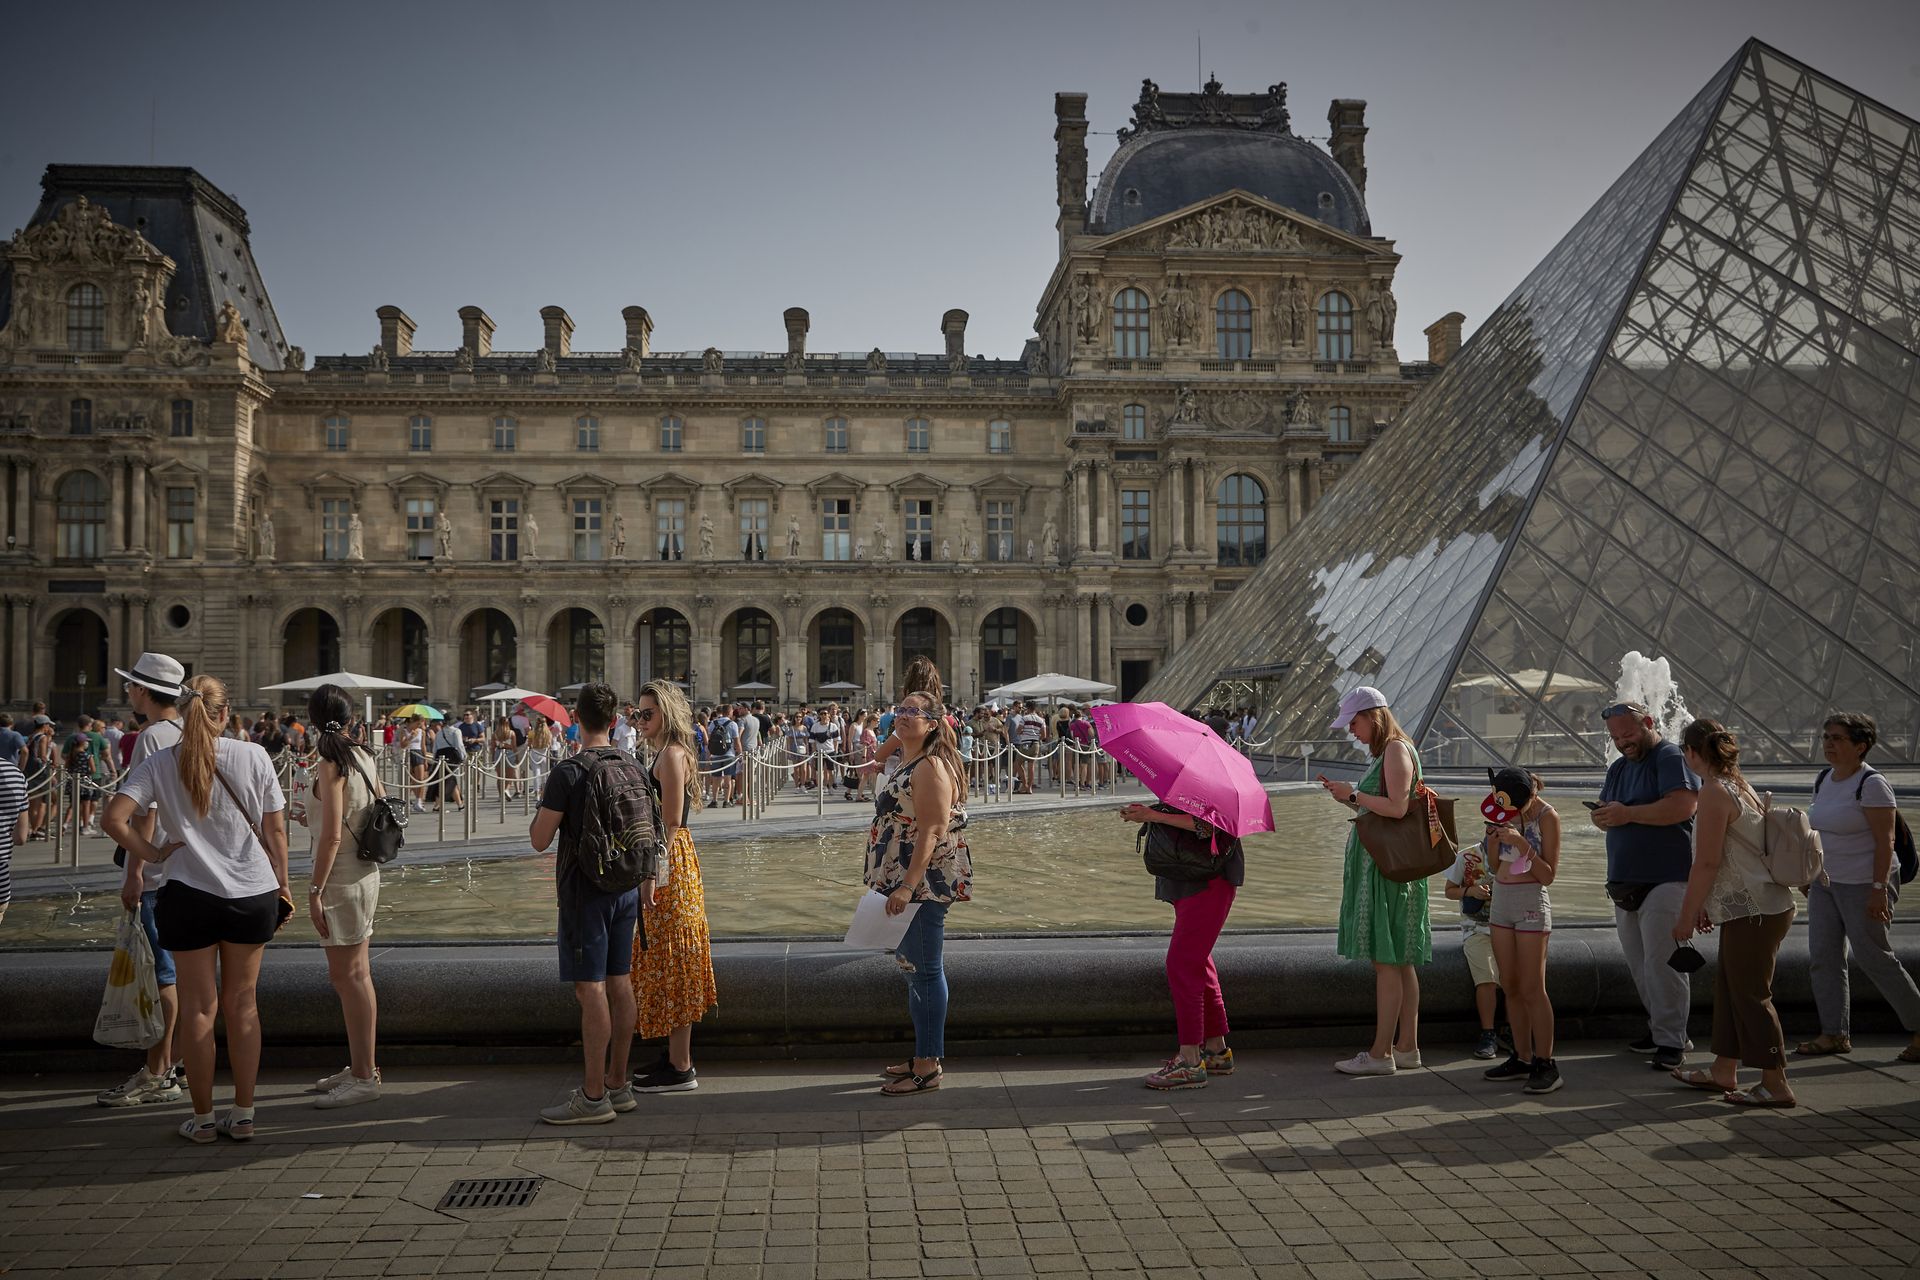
1590,702,1700,1071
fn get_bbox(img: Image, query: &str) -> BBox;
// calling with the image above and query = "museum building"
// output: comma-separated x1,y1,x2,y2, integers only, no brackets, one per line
0,77,1452,716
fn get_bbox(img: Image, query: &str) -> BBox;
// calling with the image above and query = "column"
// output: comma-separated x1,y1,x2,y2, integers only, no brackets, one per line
1169,461,1187,554
340,629,372,675
604,632,634,696
1075,595,1093,677
128,594,148,667
1092,462,1111,555
1096,593,1114,685
1072,465,1091,554
109,459,128,552
1305,459,1323,512
1286,461,1304,530
952,609,981,705
7,596,28,702
1195,591,1210,628
9,463,28,549
129,461,149,553
1168,591,1187,651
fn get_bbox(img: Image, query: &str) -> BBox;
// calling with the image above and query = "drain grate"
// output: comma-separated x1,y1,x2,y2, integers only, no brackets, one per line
437,1177,543,1211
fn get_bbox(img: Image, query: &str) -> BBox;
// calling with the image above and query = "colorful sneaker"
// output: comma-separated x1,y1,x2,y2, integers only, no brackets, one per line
1334,1051,1396,1076
314,1071,381,1110
1201,1047,1234,1077
540,1088,616,1125
178,1114,217,1144
1472,1030,1501,1060
605,1083,638,1113
1144,1056,1208,1090
99,1067,181,1108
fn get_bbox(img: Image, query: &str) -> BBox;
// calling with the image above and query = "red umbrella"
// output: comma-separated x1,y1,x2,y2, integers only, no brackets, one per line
1089,701,1274,837
521,694,573,728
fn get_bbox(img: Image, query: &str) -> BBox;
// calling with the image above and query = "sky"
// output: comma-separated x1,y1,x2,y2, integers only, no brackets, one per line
5,0,1915,361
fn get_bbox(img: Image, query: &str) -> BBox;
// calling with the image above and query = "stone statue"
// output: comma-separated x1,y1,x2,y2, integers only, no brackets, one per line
948,349,968,375
908,538,919,562
536,347,556,374
1026,538,1036,562
1027,338,1049,376
1070,274,1102,345
214,300,247,347
622,345,643,373
453,345,474,372
1282,276,1311,347
346,511,365,561
702,346,723,374
610,512,627,559
698,511,715,560
368,345,389,372
256,510,275,561
1363,286,1388,349
1172,385,1201,424
1289,392,1317,428
524,512,540,560
854,537,866,561
1377,283,1398,346
436,510,453,559
1042,518,1059,562
784,513,802,558
284,345,306,371
1159,274,1199,346
961,521,979,561
873,521,891,561
866,347,886,374
130,281,152,347
940,538,951,561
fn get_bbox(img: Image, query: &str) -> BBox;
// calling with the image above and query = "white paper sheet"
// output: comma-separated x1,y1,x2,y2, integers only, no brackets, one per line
843,890,920,950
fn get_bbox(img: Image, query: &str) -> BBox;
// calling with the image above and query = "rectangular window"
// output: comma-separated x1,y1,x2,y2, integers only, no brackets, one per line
576,416,600,451
1122,404,1147,441
741,417,766,453
321,499,351,561
660,416,683,452
987,419,1012,454
489,498,519,561
986,499,1016,563
408,415,432,452
572,497,604,561
824,417,848,453
324,415,350,451
905,417,930,454
493,416,516,451
170,400,193,438
904,499,934,561
404,497,435,560
165,487,196,558
70,399,92,435
655,499,686,561
1121,489,1151,560
820,498,852,561
739,498,769,561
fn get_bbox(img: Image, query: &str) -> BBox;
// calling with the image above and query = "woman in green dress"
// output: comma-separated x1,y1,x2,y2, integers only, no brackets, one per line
1319,686,1430,1076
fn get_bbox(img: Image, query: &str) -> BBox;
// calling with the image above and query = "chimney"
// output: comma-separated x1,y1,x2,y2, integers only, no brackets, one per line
375,305,416,356
539,305,573,357
942,309,969,362
1328,99,1369,197
457,306,494,358
1424,312,1465,365
1054,93,1089,246
622,306,653,357
783,306,809,359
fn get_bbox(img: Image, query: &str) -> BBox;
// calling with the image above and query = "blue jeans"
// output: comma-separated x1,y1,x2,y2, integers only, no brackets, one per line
896,900,950,1059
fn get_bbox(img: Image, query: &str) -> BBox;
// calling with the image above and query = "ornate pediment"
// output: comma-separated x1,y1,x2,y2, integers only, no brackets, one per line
721,472,784,511
0,197,203,363
1103,192,1377,257
968,471,1034,512
300,469,365,509
384,471,450,512
886,472,951,512
470,471,533,510
10,197,165,270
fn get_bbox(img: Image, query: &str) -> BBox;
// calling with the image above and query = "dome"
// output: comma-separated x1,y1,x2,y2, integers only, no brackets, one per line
1090,127,1371,238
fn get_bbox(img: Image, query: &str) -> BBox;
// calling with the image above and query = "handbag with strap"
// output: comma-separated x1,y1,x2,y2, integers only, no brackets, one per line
1352,748,1459,883
210,761,295,930
342,750,406,864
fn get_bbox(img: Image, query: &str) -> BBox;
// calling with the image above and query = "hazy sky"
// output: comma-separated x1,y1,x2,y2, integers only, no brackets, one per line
5,0,1914,360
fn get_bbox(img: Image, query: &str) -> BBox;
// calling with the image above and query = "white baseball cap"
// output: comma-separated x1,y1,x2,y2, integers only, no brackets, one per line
1329,685,1389,730
114,652,187,699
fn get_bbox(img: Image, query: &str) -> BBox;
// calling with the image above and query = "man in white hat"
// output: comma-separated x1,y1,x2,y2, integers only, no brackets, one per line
96,652,190,1109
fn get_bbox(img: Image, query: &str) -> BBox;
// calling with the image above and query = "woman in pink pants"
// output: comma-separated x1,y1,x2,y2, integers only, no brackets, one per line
1123,802,1245,1090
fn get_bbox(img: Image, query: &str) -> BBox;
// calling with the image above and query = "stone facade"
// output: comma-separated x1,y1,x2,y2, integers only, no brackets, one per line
0,81,1446,717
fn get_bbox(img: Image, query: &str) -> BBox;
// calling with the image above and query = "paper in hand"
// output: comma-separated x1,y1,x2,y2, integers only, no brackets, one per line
843,889,920,950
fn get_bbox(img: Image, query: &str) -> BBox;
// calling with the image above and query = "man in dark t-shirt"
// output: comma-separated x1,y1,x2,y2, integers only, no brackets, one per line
529,682,639,1126
1593,701,1701,1070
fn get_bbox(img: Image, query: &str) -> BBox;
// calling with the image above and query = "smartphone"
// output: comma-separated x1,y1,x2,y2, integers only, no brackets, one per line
1315,774,1330,785
1582,800,1601,811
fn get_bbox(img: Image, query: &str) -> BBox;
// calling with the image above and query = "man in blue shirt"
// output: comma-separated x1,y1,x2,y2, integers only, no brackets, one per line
0,714,25,770
1592,701,1700,1071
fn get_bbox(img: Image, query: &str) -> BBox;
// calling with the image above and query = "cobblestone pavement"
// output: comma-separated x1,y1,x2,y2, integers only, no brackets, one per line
4,1042,1918,1279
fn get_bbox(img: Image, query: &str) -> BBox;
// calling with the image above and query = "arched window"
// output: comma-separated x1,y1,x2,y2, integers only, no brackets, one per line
1216,474,1268,567
1316,291,1355,361
648,609,691,683
57,472,107,560
69,398,93,435
734,609,774,685
982,607,1021,684
1112,287,1151,358
66,284,105,351
816,608,857,685
1215,289,1253,359
1326,406,1353,442
1122,403,1147,441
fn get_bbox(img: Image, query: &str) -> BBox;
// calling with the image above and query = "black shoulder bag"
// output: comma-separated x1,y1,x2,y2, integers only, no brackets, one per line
1137,803,1227,882
343,749,407,864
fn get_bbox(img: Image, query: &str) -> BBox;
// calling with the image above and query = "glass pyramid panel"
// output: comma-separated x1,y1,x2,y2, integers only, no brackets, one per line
1146,40,1920,766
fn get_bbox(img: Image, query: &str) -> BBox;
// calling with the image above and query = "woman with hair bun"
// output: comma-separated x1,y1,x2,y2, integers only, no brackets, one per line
301,683,387,1108
1670,719,1798,1107
102,674,291,1142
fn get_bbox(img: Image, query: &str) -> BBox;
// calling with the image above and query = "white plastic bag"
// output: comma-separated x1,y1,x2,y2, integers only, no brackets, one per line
94,909,165,1050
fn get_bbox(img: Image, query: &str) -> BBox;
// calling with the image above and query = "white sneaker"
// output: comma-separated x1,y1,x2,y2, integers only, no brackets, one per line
314,1071,381,1110
98,1066,182,1107
1393,1048,1423,1070
1334,1051,1397,1076
312,1066,354,1094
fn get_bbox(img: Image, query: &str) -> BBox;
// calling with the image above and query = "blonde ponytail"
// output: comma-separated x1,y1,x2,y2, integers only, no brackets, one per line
177,674,230,817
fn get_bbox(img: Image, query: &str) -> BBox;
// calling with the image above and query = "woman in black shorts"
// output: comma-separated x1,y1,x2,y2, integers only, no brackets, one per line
103,674,291,1143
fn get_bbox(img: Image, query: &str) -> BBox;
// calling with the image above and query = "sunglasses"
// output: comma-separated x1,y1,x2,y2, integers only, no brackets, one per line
1820,730,1857,743
892,705,933,720
635,709,658,723
1599,702,1650,721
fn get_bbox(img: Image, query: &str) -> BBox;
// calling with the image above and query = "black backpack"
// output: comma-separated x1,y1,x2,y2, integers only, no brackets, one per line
345,750,407,865
1815,766,1917,885
565,746,664,894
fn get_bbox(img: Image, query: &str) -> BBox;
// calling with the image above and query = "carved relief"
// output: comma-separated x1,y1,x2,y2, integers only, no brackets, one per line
1164,199,1303,252
702,346,723,374
1070,273,1102,346
1158,273,1199,346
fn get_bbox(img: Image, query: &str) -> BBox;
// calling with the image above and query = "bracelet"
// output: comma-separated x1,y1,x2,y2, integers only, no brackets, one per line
308,884,325,895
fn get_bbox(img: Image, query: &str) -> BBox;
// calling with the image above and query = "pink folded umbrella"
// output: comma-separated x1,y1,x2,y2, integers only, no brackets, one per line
1090,701,1275,838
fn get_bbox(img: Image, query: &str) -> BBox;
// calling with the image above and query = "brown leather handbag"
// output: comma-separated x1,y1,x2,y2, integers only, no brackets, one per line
1354,781,1460,883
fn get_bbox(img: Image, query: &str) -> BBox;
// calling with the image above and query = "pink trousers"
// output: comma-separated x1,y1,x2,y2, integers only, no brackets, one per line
1167,878,1236,1045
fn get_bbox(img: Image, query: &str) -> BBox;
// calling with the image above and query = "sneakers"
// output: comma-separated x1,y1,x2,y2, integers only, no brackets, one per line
1483,1054,1532,1082
1628,1036,1694,1054
1144,1056,1208,1090
1202,1046,1234,1076
312,1066,354,1094
1650,1046,1685,1071
178,1114,217,1144
1392,1047,1423,1070
314,1071,381,1110
1334,1051,1396,1076
605,1083,637,1113
1524,1058,1564,1094
1472,1030,1501,1060
216,1110,254,1141
633,1062,699,1093
540,1088,616,1125
98,1066,182,1108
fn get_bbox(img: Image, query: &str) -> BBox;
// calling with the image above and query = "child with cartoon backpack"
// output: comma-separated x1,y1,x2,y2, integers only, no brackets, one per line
1475,767,1563,1095
1443,839,1504,1061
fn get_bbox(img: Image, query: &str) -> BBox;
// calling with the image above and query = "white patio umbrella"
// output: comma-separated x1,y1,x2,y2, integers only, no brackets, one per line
985,673,1118,703
260,671,425,728
474,685,544,703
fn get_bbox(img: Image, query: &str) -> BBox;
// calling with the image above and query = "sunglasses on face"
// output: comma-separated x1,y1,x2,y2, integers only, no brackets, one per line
892,705,933,720
1600,702,1650,721
635,708,658,723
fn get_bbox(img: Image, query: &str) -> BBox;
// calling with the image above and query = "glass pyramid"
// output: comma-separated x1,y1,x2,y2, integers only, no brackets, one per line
1146,40,1920,767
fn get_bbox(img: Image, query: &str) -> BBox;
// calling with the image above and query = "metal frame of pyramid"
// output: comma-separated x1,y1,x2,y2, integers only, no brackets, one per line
1145,39,1920,767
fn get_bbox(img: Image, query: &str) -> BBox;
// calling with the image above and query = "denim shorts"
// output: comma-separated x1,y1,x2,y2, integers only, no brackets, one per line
557,883,640,982
140,889,177,986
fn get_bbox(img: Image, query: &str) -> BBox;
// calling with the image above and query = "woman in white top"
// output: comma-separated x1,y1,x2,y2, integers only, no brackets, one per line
103,674,290,1143
1670,719,1798,1107
1799,711,1920,1061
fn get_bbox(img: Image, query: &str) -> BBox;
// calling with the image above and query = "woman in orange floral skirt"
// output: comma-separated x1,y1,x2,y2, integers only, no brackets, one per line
628,679,716,1093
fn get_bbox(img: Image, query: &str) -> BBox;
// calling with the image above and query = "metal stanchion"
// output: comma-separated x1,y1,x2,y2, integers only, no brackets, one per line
1060,743,1069,799
69,770,83,868
816,745,825,818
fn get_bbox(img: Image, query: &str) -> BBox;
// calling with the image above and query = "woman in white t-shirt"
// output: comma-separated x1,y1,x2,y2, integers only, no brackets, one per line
1798,711,1920,1062
103,674,290,1144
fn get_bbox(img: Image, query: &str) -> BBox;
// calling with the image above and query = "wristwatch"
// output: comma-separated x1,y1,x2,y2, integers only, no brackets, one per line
308,884,326,895
1872,882,1889,890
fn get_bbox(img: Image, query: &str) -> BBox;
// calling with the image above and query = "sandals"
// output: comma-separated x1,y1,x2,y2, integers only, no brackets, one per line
1724,1084,1796,1109
1671,1068,1737,1092
882,1062,914,1079
880,1066,942,1095
1793,1035,1851,1057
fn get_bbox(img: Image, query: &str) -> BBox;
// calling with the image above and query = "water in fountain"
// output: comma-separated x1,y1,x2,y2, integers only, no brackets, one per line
1611,651,1693,756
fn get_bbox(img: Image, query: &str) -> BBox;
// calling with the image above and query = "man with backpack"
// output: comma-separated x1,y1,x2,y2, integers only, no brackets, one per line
529,683,660,1125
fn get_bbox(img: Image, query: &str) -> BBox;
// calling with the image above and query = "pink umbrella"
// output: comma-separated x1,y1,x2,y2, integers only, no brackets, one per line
1090,701,1275,838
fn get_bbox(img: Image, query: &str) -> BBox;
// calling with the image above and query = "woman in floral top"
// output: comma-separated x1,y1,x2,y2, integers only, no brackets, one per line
866,690,971,1094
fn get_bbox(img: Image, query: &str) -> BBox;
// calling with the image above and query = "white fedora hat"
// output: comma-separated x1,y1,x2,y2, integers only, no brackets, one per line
114,652,188,699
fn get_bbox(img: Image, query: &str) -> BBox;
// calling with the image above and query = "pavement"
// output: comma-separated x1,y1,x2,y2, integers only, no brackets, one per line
4,1040,1919,1279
